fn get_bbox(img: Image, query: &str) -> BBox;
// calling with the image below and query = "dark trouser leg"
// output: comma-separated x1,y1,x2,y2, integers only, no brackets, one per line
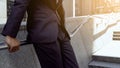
59,38,79,68
33,42,64,68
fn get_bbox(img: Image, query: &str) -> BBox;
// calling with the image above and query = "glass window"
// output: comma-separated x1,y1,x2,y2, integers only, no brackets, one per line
0,0,7,24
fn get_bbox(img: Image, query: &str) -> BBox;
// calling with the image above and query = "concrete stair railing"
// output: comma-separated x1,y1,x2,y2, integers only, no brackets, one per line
89,31,120,68
88,14,120,68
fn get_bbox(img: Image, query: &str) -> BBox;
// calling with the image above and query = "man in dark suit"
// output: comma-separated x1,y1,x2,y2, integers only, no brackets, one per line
1,0,79,68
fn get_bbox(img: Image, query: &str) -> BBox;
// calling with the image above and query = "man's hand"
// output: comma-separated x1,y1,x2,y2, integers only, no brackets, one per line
5,36,20,53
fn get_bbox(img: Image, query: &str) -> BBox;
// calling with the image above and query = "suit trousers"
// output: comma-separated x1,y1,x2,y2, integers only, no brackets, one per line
33,28,79,68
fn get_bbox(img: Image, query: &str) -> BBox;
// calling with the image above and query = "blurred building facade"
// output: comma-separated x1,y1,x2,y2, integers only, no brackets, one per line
1,0,120,20
63,0,120,17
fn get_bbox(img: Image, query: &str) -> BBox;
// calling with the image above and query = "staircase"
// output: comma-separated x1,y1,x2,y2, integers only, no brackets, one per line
89,31,120,68
113,31,120,40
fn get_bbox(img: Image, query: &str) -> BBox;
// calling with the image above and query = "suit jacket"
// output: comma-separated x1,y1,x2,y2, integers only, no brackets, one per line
1,0,70,43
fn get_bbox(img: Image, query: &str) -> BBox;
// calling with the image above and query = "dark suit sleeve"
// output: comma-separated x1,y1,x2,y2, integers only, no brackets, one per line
1,0,31,38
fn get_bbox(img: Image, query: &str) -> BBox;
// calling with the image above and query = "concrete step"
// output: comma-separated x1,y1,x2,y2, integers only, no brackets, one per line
113,34,120,37
92,41,120,63
113,37,120,40
89,61,120,68
92,55,120,63
113,32,120,34
89,41,120,68
112,37,120,40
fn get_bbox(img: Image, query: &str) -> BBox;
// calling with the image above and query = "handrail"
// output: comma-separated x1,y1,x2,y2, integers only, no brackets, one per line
0,40,31,50
70,16,90,37
0,15,105,49
0,16,90,49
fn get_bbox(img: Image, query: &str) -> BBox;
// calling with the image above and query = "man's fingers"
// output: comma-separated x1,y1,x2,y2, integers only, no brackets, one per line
9,46,19,53
5,35,20,53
